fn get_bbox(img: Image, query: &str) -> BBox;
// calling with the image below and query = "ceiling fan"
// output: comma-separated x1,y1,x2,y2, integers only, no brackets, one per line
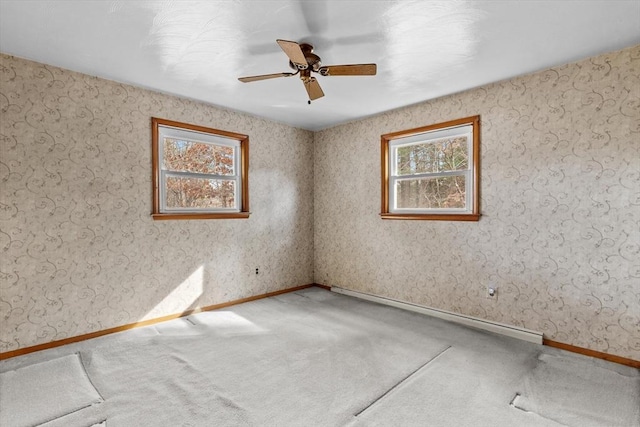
238,39,377,103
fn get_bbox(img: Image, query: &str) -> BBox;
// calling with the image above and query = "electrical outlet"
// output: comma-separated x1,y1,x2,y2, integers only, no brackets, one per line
486,286,497,299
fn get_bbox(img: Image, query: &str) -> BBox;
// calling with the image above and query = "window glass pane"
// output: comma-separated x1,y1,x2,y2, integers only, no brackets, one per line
166,176,235,209
163,138,235,176
396,136,468,175
395,176,466,209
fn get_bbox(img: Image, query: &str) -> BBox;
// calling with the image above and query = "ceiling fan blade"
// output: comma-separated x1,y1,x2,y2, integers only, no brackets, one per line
238,72,296,83
318,64,377,76
304,77,324,100
276,39,308,69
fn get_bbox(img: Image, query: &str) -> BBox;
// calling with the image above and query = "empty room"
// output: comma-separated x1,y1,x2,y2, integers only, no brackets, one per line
0,1,639,426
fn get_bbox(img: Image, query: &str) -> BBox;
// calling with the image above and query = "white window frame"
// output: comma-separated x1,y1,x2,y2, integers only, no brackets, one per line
389,125,473,214
158,125,240,213
381,116,480,221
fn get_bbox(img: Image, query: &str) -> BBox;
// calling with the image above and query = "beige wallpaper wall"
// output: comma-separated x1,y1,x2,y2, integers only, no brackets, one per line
314,45,640,360
0,54,314,352
2,46,638,360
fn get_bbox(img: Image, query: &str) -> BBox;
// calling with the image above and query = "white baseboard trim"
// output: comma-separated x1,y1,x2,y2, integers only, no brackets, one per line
331,287,543,345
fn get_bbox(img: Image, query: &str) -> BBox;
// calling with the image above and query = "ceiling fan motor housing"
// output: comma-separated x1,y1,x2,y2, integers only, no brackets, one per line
289,43,322,71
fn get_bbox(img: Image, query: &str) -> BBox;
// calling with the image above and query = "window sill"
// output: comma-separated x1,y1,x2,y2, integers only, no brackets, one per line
380,213,481,221
152,212,250,220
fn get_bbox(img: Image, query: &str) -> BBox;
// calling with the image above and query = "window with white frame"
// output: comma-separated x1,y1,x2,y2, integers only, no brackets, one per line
152,118,249,220
381,116,480,221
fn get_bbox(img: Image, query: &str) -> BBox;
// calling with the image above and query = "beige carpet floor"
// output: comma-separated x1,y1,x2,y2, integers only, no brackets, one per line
1,288,638,426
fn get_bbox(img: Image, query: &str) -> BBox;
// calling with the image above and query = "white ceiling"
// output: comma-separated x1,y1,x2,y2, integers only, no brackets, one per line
1,1,639,131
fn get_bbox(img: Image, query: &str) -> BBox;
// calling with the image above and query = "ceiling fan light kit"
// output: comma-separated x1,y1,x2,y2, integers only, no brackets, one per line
238,39,377,102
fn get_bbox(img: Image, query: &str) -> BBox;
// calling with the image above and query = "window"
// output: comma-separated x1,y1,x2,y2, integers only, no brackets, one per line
381,116,480,221
151,118,249,220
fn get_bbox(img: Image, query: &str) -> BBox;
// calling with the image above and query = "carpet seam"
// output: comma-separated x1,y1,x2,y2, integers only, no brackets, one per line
78,352,105,402
354,345,452,418
34,401,101,427
509,392,521,407
510,399,576,426
30,353,104,426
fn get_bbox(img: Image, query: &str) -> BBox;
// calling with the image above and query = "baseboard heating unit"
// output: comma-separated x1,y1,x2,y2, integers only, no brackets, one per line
331,287,543,344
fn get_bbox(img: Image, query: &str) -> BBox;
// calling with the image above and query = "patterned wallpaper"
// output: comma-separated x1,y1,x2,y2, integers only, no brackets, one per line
314,45,640,360
1,46,639,360
0,54,314,351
